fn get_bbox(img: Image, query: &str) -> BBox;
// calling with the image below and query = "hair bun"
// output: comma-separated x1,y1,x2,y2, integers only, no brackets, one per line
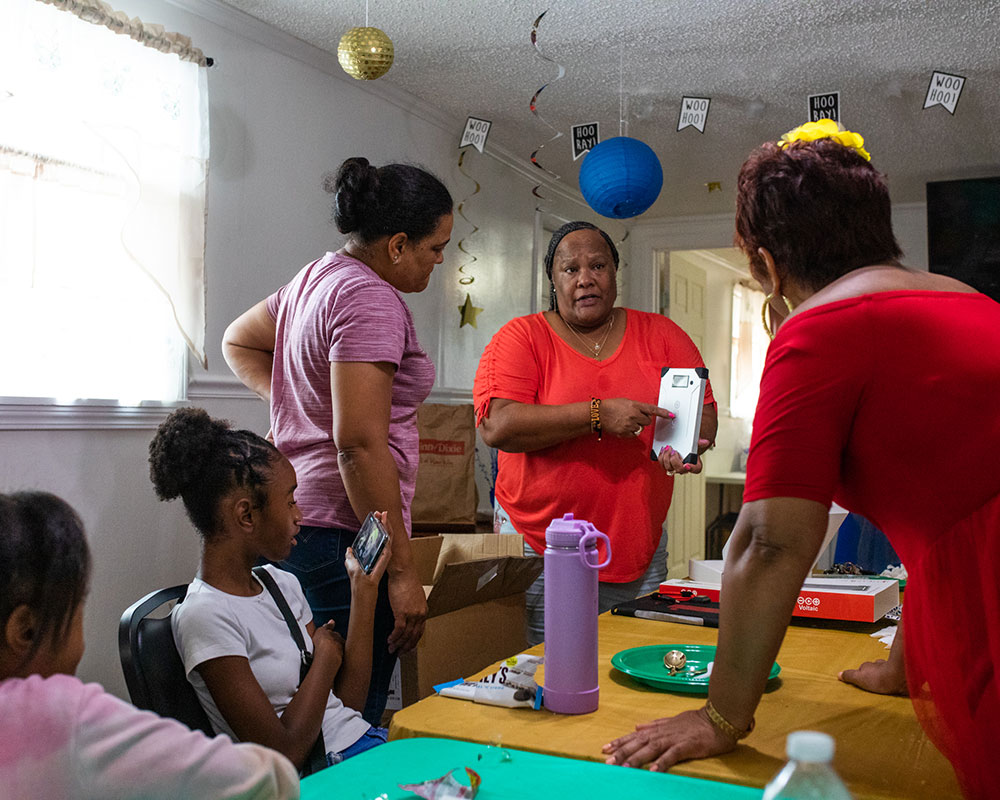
327,160,452,245
333,157,380,235
148,407,227,501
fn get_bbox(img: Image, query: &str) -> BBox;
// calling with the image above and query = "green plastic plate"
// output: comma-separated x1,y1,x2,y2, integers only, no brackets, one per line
611,644,780,694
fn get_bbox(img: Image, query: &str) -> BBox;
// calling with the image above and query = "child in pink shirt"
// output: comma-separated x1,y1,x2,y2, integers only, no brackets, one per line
0,491,299,799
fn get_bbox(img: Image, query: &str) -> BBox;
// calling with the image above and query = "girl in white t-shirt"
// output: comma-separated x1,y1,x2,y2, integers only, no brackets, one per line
0,490,299,799
149,408,390,773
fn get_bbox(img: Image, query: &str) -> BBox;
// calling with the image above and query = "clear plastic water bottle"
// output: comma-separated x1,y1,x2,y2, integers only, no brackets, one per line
762,731,853,800
541,513,610,714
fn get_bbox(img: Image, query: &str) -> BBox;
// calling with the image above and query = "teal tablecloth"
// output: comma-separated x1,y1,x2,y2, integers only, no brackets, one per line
300,736,762,799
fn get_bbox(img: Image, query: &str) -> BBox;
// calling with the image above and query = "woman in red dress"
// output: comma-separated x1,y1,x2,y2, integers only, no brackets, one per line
603,120,1000,799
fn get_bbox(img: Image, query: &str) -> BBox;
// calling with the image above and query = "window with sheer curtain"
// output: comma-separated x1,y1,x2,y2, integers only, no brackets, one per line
0,0,209,407
730,281,769,419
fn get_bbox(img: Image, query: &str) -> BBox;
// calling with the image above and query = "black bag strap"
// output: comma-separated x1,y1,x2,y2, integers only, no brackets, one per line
254,566,309,660
252,566,327,776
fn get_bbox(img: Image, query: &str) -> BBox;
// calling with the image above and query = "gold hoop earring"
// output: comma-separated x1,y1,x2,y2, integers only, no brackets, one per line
760,292,795,341
761,293,776,341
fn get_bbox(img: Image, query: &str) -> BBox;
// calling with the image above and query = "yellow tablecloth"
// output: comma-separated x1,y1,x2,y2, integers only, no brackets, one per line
389,612,959,799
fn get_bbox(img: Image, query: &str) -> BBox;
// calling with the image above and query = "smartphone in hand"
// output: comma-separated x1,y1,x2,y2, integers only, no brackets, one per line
351,512,390,574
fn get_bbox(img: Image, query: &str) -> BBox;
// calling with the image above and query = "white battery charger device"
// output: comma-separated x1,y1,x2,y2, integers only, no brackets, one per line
650,367,708,464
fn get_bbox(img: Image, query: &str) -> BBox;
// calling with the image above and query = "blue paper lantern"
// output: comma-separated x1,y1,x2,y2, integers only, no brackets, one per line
578,136,663,219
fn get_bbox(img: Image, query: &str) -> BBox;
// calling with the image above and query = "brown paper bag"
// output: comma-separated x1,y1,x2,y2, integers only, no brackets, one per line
411,403,478,531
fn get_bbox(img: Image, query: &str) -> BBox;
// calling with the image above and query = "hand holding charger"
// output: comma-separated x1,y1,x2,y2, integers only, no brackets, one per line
351,512,390,574
650,367,709,465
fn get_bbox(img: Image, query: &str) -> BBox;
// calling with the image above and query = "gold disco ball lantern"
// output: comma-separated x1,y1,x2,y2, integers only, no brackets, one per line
338,26,394,80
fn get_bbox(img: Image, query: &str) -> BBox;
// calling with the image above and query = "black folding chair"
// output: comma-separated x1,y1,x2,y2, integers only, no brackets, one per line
118,585,214,736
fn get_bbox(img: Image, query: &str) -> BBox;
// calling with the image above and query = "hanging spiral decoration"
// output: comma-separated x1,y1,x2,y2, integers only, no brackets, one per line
615,227,630,268
529,10,566,200
455,149,481,286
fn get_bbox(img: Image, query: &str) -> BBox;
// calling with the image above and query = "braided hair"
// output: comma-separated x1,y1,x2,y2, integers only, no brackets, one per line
149,408,280,538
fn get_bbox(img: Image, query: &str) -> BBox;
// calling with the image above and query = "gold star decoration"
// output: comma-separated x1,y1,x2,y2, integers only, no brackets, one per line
706,181,722,192
458,293,483,328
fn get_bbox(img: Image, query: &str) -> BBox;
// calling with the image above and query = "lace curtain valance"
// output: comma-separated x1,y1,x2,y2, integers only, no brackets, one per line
37,0,212,66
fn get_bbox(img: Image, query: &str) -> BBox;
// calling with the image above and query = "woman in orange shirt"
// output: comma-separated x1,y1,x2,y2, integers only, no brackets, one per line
473,221,718,644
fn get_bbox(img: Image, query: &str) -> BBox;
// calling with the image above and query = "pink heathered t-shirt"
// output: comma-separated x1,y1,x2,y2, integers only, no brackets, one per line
0,674,299,799
266,251,435,532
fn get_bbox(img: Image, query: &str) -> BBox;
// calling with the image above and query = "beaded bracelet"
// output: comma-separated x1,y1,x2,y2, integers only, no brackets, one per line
704,698,755,741
589,397,602,441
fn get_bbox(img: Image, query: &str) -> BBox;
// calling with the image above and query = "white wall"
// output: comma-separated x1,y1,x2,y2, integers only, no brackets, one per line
0,0,587,699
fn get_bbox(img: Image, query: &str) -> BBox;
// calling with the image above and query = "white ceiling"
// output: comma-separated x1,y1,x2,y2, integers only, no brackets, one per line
216,0,1000,219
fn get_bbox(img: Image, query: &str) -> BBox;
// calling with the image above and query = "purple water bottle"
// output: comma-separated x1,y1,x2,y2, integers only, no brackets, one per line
542,513,611,714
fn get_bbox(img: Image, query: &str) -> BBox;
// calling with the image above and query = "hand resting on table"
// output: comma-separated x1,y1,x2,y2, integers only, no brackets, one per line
602,707,735,771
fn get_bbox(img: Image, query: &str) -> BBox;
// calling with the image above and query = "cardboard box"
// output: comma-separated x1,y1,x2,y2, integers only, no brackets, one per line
660,560,899,623
396,534,543,707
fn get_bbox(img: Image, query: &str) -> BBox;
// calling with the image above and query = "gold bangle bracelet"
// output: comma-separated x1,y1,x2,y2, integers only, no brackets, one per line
704,699,755,741
589,397,602,441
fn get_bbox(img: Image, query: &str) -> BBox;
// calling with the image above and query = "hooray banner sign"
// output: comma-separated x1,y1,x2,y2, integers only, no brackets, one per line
571,122,599,160
807,91,840,123
923,71,966,114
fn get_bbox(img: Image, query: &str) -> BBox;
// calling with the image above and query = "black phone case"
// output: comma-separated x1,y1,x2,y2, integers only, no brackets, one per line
611,592,720,627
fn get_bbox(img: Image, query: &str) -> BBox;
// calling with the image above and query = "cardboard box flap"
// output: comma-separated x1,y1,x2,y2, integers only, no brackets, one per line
426,556,543,618
432,534,525,583
410,536,445,585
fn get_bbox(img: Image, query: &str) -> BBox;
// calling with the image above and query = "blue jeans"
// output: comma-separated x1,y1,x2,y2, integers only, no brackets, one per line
326,725,388,766
277,524,395,726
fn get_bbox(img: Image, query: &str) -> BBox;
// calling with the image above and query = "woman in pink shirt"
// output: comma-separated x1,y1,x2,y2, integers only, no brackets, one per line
0,490,298,799
223,158,452,723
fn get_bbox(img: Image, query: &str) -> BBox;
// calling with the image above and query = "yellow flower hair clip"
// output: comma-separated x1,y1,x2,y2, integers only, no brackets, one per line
778,118,871,161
